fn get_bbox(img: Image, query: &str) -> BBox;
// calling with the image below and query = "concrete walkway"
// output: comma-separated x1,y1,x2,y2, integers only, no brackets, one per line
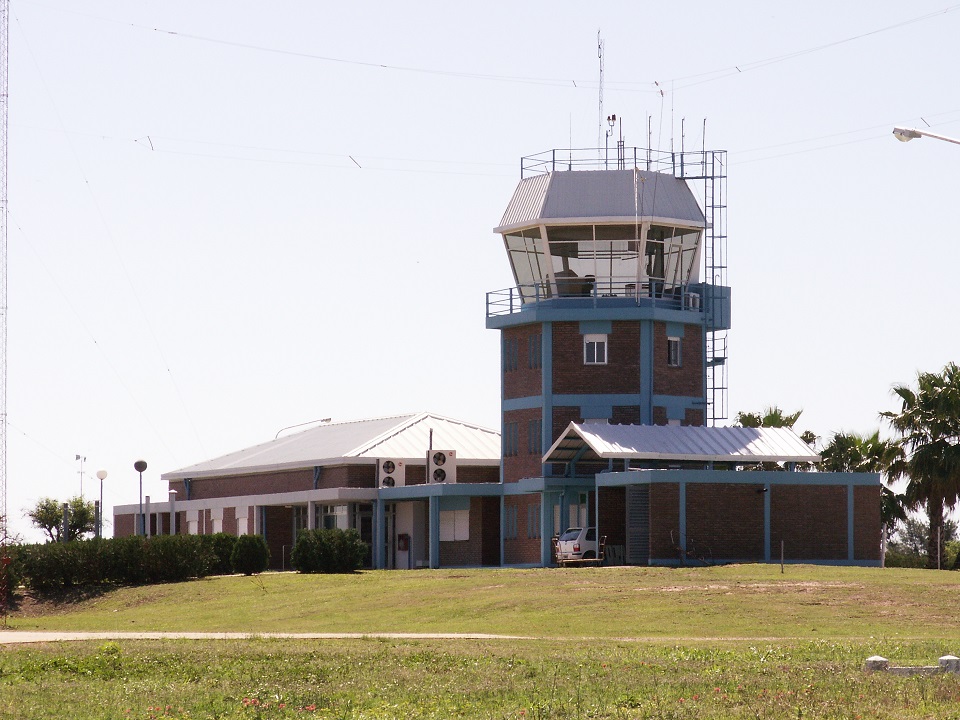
0,631,532,645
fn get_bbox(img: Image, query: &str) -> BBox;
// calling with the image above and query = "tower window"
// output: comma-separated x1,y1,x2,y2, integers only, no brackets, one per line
584,334,607,365
667,336,681,367
528,333,542,369
504,338,519,372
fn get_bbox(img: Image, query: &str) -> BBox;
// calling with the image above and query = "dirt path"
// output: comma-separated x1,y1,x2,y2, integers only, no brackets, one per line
0,631,533,645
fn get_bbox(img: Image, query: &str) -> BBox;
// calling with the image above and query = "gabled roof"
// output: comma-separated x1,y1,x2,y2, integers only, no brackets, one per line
496,169,705,234
544,423,821,464
163,412,501,480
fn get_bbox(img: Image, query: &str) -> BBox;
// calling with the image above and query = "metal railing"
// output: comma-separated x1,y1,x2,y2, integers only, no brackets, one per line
521,147,725,180
486,281,704,318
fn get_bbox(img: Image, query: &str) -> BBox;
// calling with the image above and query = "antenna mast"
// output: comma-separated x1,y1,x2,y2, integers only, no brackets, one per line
0,0,10,624
597,30,604,159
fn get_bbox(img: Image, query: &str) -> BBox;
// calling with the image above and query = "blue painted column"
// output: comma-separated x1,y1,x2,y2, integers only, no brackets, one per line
763,484,771,563
374,499,385,569
429,495,440,569
540,491,553,566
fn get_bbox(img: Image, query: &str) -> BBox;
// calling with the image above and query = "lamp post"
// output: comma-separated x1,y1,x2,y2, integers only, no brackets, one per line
134,460,147,536
96,470,107,538
75,454,86,497
893,127,960,146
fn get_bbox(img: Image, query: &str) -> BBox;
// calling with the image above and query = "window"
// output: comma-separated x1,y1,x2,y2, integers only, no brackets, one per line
504,338,519,372
667,336,681,367
584,333,607,365
440,509,470,541
527,503,541,539
527,418,542,455
505,505,519,540
319,504,348,530
504,422,520,457
528,333,542,369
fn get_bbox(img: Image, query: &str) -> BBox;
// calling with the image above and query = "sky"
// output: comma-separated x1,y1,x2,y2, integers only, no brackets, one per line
4,1,959,541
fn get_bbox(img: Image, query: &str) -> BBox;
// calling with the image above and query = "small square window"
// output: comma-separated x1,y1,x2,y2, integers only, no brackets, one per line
667,337,681,367
584,334,607,365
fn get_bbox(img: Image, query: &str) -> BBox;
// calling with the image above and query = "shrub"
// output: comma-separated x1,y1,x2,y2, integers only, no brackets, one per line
1,544,24,594
231,534,269,576
291,528,367,574
199,533,237,576
140,535,209,583
18,534,215,594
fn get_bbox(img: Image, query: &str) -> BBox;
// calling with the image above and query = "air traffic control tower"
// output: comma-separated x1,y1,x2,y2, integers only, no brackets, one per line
486,148,731,565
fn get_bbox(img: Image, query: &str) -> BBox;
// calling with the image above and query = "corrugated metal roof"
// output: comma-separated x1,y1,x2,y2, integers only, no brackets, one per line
496,170,705,233
163,412,501,480
498,172,550,230
544,423,821,464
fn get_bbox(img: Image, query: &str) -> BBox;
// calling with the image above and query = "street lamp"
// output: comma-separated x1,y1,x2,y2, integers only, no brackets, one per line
96,469,107,538
134,460,147,536
76,454,86,497
893,127,960,146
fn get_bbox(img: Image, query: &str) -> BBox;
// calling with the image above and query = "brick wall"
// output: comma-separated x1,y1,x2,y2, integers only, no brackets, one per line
552,321,641,395
504,494,542,565
440,497,494,567
182,468,315,500
222,506,238,536
612,406,641,425
263,506,294,569
854,485,881,561
771,485,847,560
653,322,702,397
686,483,764,560
649,483,680,560
598,487,626,546
114,513,135,537
503,407,545,483
503,324,543,400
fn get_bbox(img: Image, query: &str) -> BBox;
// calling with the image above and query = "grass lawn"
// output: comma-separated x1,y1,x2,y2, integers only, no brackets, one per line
3,564,960,718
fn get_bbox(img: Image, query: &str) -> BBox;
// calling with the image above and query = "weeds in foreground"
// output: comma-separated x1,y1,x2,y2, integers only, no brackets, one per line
2,638,960,719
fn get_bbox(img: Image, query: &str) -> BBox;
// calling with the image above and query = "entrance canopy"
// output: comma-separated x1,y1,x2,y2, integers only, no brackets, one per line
544,423,821,465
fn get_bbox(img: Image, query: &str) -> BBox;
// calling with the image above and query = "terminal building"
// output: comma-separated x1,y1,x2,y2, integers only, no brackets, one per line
114,146,882,568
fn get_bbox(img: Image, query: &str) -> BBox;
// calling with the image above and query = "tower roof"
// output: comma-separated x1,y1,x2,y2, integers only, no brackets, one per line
496,169,705,234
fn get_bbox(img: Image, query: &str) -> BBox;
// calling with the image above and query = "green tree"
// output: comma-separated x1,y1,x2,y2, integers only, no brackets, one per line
820,430,908,564
735,406,803,429
27,497,96,543
882,362,960,569
735,406,813,470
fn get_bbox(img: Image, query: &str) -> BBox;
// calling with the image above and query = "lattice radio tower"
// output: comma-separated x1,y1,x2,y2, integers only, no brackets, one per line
0,0,10,624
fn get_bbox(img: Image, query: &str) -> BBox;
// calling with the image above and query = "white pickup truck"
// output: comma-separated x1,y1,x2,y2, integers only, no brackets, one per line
555,526,599,564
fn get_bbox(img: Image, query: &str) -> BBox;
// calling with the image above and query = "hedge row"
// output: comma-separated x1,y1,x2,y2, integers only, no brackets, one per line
0,527,363,597
2,533,248,594
291,528,367,573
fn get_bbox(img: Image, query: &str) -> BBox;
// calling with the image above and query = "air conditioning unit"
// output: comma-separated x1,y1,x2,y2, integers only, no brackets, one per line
428,449,457,484
378,459,405,488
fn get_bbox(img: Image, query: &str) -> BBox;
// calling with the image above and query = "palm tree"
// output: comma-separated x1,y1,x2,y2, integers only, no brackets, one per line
735,406,812,470
735,406,803,429
881,362,960,569
820,430,907,565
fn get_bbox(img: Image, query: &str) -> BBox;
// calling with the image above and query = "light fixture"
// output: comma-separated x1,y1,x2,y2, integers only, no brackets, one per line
96,469,107,539
892,126,960,146
134,460,147,536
